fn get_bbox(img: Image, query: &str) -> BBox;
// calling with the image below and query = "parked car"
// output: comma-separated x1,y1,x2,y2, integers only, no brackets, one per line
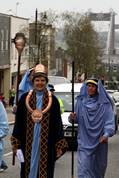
115,102,119,123
107,91,119,132
112,91,119,102
54,83,83,149
48,76,71,85
112,91,119,123
106,89,118,94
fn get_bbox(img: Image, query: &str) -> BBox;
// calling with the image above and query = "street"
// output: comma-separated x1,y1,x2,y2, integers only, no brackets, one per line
1,111,119,178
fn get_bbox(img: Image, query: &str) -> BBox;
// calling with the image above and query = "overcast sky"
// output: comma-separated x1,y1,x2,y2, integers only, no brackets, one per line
1,0,119,23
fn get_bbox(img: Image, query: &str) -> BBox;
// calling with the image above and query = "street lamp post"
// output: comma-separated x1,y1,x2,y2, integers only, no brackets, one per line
34,9,47,64
71,60,75,178
12,32,26,106
12,33,26,166
16,2,19,16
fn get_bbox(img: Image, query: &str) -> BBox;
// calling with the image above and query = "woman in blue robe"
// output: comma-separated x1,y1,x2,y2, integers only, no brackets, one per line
11,64,68,178
70,78,115,178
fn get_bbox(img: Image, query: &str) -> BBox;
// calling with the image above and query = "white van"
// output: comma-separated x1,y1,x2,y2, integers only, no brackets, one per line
54,83,83,149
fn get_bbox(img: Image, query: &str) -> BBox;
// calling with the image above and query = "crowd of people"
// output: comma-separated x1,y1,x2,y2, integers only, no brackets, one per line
0,63,116,178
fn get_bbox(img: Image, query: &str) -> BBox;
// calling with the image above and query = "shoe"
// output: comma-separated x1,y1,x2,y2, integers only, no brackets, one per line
0,161,8,172
0,168,4,172
1,164,8,170
0,160,8,172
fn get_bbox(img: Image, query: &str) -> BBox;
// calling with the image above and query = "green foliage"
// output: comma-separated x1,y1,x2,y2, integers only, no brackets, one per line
62,12,104,78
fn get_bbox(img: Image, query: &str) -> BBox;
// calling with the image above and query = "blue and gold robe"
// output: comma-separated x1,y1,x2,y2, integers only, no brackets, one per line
11,89,67,178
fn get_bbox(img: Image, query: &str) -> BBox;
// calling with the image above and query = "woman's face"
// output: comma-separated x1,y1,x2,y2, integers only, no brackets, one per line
87,83,97,96
33,76,47,91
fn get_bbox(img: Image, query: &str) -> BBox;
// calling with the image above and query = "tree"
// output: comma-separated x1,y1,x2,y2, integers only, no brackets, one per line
62,12,103,78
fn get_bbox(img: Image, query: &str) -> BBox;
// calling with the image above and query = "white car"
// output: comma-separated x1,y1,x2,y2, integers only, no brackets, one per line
106,91,119,119
106,91,118,132
54,83,83,149
112,91,119,103
110,91,119,123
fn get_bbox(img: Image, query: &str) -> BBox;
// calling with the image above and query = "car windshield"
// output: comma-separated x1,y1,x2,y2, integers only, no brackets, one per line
55,92,79,111
48,76,70,85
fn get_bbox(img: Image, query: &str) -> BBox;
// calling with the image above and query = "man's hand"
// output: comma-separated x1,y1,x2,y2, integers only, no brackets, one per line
56,149,63,159
68,112,76,123
99,136,108,143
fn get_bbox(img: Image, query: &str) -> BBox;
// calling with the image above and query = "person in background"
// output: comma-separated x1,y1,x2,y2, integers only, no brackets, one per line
11,64,68,178
48,84,64,114
58,97,64,114
0,101,9,172
69,78,115,178
9,86,16,106
48,84,55,94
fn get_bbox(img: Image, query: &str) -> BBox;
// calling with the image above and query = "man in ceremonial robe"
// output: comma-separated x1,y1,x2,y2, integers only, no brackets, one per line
11,64,67,178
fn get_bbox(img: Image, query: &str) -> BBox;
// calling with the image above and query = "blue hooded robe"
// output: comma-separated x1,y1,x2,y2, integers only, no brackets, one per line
75,80,115,178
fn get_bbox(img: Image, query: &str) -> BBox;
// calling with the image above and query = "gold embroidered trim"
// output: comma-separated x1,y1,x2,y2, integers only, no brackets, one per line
25,90,36,178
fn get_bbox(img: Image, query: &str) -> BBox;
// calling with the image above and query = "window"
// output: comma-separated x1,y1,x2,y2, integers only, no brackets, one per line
1,29,4,51
55,92,78,111
113,65,117,72
5,30,8,50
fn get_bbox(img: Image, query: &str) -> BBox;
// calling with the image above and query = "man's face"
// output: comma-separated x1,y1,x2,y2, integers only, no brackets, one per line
87,83,97,96
33,76,47,91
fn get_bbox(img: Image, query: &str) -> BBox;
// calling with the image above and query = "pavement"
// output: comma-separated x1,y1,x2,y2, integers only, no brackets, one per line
6,106,15,124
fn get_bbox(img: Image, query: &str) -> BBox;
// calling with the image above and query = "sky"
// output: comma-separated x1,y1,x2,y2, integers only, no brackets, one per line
1,0,119,25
